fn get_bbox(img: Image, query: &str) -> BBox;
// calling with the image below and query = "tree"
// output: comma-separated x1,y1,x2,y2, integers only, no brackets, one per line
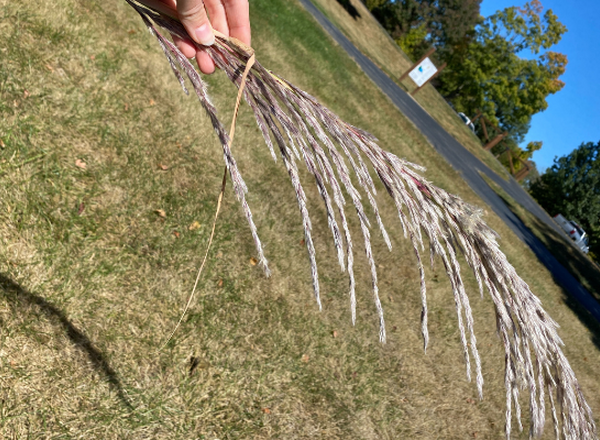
437,1,567,137
365,1,566,164
520,161,540,190
529,142,600,257
365,0,482,59
492,137,543,175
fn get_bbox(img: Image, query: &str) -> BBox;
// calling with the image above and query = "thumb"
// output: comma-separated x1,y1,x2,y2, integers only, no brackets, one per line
177,0,215,46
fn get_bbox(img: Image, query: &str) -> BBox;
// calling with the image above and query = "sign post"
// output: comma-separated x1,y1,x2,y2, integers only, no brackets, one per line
398,47,436,82
410,62,446,96
484,132,507,151
397,48,445,96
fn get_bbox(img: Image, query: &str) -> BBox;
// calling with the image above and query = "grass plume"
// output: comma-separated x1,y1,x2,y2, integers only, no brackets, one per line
126,1,596,438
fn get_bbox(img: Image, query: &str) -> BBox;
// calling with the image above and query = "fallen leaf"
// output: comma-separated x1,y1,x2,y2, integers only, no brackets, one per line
332,330,338,338
155,209,166,218
124,103,129,111
149,99,156,106
0,139,5,148
301,354,309,363
90,54,95,60
189,356,200,375
128,29,136,34
45,63,54,72
75,159,87,170
299,239,305,246
262,408,271,414
77,202,85,215
158,163,169,171
173,231,180,238
23,90,30,99
188,356,209,375
217,279,223,287
249,257,258,266
216,252,223,258
188,221,201,231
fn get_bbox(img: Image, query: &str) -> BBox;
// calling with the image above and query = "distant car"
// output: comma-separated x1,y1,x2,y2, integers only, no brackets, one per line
458,112,476,133
553,214,590,254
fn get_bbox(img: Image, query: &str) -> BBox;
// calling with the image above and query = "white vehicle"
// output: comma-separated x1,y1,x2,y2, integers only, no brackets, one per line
458,112,476,133
553,214,590,254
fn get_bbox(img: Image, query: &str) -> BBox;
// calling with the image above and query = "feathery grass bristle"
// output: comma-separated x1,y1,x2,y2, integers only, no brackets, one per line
126,1,597,438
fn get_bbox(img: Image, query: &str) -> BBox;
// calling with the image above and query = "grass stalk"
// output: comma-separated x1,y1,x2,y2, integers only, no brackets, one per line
126,1,597,437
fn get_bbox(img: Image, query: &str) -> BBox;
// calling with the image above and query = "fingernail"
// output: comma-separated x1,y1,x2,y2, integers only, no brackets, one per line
195,24,215,46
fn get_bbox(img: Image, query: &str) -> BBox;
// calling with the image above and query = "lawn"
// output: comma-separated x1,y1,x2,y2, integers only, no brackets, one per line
0,0,598,438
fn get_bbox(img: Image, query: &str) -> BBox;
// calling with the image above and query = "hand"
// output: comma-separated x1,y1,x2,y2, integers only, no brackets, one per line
139,0,251,74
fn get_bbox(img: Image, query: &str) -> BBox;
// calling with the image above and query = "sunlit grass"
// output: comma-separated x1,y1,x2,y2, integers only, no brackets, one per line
0,0,598,438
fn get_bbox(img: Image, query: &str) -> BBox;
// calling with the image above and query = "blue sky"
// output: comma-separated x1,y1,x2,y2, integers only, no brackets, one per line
479,0,600,172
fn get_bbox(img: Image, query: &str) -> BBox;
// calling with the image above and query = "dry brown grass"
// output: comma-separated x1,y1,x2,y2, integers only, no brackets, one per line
0,0,598,438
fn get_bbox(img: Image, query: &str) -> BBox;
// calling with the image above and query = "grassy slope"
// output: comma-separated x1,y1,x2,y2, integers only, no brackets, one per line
0,0,598,439
309,0,510,180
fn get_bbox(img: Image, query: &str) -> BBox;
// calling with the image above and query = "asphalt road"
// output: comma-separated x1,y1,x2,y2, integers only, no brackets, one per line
298,0,600,322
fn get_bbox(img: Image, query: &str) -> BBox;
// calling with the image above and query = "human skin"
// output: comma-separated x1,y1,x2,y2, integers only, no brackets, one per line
137,0,251,74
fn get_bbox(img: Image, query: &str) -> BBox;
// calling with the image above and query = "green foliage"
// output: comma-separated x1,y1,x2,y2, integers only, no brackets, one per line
529,142,600,258
520,161,540,190
363,0,388,9
526,141,543,154
364,0,567,176
365,0,482,59
395,22,428,55
437,1,567,136
488,120,541,175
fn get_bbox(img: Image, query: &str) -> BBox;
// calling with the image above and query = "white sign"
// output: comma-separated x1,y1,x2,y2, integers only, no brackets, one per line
408,57,437,88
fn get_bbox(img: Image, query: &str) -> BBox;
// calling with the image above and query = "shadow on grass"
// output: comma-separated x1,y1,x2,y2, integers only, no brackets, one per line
522,213,600,301
479,181,600,351
487,182,600,303
0,274,134,410
335,0,360,19
506,218,600,351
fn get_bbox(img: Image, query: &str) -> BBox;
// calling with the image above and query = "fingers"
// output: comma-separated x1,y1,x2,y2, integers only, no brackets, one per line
204,0,228,37
196,51,216,75
177,0,215,46
202,0,250,45
172,34,215,74
175,0,216,73
222,0,251,45
140,0,250,74
171,35,197,58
